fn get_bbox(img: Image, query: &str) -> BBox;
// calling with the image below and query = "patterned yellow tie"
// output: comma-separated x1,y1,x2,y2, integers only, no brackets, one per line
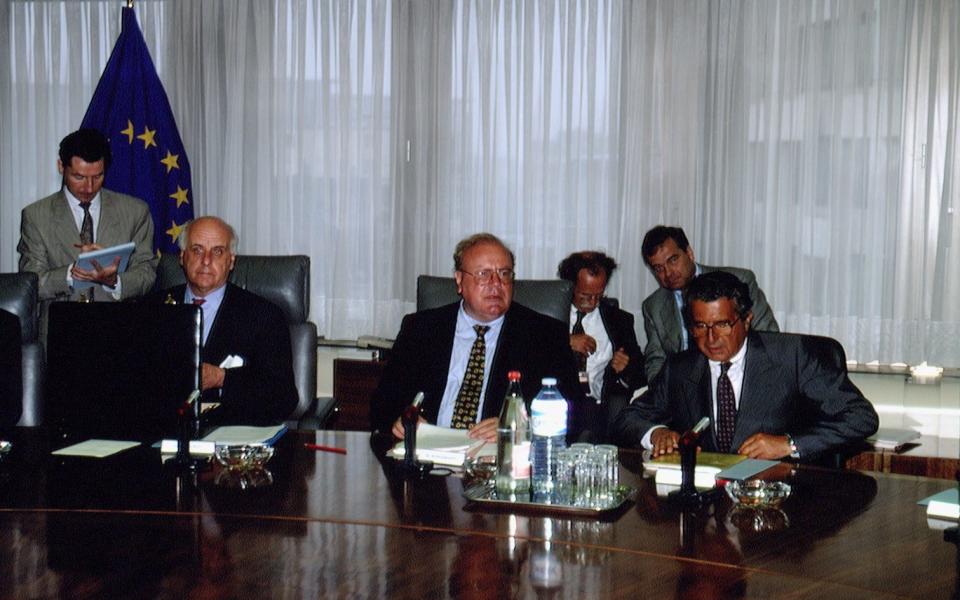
451,325,490,429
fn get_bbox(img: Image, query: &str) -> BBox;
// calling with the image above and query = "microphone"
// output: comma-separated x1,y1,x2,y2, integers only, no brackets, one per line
402,392,425,468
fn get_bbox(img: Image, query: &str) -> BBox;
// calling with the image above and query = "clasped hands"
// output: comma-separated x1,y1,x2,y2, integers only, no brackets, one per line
71,243,120,288
650,428,792,460
391,416,498,443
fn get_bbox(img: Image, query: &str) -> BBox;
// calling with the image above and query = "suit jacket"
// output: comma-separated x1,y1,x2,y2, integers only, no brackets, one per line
613,331,878,461
0,309,22,429
18,189,158,301
371,301,586,434
595,300,646,401
642,264,778,383
154,283,298,427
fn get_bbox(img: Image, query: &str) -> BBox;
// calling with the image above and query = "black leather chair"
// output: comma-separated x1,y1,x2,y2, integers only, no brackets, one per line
0,272,43,426
155,254,331,428
415,275,572,322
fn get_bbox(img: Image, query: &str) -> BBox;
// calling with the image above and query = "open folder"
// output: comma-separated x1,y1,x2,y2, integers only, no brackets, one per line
387,424,496,467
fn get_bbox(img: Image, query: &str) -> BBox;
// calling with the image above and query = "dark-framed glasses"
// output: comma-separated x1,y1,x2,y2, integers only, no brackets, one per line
459,268,516,284
690,316,741,337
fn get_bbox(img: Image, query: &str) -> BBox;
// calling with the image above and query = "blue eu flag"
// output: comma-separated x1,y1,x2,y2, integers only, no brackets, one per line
81,7,193,254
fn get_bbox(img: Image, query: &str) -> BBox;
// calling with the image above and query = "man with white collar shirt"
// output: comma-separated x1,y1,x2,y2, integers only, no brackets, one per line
18,128,156,301
152,216,298,426
371,233,584,442
614,271,878,462
557,251,644,441
640,225,778,383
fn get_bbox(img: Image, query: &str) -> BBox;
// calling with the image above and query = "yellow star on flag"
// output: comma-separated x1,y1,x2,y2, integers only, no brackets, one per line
121,120,135,144
136,126,157,149
160,151,180,173
166,220,186,244
169,186,190,208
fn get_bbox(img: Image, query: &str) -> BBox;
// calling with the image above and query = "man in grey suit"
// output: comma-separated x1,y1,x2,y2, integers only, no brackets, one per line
614,271,878,462
640,225,778,383
18,128,157,301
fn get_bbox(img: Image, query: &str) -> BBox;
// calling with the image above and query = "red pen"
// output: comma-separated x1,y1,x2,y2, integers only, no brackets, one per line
304,443,347,455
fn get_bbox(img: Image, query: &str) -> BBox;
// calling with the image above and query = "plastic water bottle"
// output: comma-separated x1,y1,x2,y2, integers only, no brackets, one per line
530,377,568,498
496,371,531,496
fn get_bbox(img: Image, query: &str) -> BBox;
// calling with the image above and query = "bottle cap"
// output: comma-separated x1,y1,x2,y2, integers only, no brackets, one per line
540,377,557,386
507,370,521,382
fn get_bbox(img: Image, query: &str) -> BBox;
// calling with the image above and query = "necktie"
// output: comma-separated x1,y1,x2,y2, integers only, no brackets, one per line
192,298,206,306
572,310,591,395
715,361,736,453
450,325,489,429
79,202,94,246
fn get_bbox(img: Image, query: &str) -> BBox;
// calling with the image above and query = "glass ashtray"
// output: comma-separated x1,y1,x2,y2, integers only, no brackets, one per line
725,479,791,508
214,444,275,470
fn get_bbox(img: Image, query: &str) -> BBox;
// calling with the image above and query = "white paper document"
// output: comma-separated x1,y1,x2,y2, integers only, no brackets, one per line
52,439,140,458
388,424,496,467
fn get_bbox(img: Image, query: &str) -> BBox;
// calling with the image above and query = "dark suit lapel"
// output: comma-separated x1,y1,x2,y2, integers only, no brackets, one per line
688,356,716,450
203,284,235,360
732,333,776,448
420,303,459,422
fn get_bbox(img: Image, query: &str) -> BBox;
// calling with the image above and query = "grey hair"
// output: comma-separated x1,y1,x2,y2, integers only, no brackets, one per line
177,216,239,254
453,232,515,271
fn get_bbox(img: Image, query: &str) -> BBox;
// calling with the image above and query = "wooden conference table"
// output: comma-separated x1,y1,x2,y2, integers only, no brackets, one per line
0,429,955,599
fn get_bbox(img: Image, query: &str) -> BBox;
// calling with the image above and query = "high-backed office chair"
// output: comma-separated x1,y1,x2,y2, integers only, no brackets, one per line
155,254,330,428
0,272,43,426
415,275,572,322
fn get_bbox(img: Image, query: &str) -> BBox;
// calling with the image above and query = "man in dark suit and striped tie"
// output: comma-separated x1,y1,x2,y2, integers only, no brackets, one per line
614,271,878,462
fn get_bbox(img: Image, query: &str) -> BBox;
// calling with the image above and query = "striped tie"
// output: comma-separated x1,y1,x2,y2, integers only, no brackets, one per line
715,361,737,452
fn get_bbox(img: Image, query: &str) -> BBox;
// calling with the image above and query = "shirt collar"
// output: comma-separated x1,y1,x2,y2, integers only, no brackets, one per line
185,283,227,304
64,187,101,209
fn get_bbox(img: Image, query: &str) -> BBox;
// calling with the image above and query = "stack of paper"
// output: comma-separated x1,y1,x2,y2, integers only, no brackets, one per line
160,425,288,457
388,424,495,467
644,452,748,489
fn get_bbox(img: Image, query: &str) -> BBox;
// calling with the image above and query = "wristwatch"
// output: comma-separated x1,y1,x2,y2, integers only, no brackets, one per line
785,434,801,459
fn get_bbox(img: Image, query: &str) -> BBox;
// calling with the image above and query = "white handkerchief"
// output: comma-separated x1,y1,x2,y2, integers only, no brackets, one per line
219,355,245,369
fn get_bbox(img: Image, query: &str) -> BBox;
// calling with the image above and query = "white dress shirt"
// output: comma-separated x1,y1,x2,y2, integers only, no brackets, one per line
63,189,123,299
568,304,613,400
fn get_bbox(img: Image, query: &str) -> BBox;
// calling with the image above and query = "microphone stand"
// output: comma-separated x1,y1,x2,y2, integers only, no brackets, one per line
398,392,433,477
668,417,715,508
169,390,207,472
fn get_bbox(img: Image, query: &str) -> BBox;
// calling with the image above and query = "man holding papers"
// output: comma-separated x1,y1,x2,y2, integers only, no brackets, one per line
18,129,157,301
614,271,878,462
151,216,297,426
371,233,584,442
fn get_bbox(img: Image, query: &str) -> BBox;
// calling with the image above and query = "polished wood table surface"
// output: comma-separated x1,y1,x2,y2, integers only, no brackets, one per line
0,429,956,599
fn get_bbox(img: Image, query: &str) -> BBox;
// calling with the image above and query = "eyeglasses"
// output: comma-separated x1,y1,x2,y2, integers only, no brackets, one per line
459,268,516,284
689,316,741,337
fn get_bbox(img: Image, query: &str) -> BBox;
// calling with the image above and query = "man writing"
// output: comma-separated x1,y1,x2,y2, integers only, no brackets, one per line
153,216,298,426
557,251,644,440
641,225,778,382
18,129,157,301
614,271,878,461
371,233,584,442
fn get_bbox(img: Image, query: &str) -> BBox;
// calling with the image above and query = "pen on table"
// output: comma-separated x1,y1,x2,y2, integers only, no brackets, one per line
304,443,347,455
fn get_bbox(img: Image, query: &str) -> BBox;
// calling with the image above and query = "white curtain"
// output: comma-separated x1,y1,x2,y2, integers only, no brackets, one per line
1,0,958,366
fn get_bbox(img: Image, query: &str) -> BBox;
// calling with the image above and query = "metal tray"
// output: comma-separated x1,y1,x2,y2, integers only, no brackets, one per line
462,482,636,517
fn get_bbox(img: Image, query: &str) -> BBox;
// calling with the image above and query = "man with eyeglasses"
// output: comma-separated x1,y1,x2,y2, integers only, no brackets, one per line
640,225,778,384
613,271,877,462
150,216,298,426
372,233,584,442
557,251,645,441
